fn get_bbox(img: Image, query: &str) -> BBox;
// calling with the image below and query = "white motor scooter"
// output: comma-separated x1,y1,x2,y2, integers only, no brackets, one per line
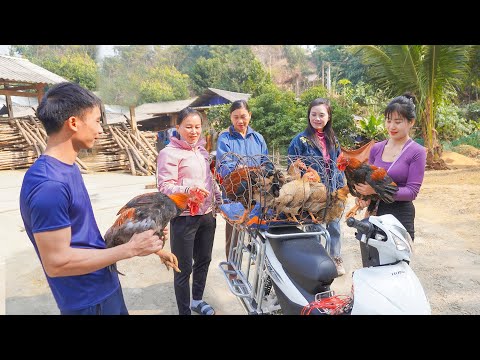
344,214,431,314
219,214,431,315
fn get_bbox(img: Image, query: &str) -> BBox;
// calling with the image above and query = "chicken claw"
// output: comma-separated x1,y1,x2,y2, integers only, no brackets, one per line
345,204,361,219
162,260,181,272
156,249,181,272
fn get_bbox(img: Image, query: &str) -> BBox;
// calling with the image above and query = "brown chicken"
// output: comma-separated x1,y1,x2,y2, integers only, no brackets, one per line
323,185,350,224
104,192,201,275
220,163,284,224
337,152,398,218
303,181,328,223
274,167,320,222
252,169,286,209
221,166,259,206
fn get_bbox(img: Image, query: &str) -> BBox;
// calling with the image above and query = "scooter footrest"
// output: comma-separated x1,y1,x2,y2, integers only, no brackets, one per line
218,261,252,298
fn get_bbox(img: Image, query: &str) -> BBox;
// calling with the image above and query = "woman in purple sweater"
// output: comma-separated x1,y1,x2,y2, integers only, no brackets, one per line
355,93,426,241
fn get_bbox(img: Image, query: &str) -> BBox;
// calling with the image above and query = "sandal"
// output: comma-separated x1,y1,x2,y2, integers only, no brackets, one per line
191,301,215,315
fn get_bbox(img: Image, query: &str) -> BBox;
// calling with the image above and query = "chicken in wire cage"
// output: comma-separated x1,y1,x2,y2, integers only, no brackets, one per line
214,152,350,228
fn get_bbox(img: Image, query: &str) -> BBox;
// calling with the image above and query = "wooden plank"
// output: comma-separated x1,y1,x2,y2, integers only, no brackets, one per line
5,95,13,118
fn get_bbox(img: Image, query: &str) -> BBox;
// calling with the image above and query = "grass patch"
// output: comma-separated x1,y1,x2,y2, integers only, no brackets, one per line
448,131,480,149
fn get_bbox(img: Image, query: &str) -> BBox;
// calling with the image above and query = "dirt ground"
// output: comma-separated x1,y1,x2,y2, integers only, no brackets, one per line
1,151,479,315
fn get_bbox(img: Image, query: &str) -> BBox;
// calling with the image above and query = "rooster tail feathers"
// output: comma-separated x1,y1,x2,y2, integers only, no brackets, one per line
109,263,125,276
167,193,190,210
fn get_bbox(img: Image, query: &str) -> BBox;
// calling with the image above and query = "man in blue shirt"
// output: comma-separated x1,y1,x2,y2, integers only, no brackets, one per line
19,82,164,315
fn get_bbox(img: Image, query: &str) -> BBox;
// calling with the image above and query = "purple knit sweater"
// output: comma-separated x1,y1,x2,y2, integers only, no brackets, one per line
369,139,427,201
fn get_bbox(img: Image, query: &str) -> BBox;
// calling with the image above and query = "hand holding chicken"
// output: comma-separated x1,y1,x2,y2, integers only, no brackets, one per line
104,191,206,274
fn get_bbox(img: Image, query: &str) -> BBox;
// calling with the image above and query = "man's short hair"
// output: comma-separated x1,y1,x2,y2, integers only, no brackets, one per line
36,82,102,135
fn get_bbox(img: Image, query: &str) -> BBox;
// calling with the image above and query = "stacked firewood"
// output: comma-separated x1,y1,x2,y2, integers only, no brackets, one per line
0,119,36,170
83,123,158,175
0,117,158,175
0,116,88,172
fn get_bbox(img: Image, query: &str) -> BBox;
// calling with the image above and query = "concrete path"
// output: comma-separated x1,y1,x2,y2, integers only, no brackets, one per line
2,170,246,315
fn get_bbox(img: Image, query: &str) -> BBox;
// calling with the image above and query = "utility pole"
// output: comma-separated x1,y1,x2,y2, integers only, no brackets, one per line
326,62,331,94
321,61,325,88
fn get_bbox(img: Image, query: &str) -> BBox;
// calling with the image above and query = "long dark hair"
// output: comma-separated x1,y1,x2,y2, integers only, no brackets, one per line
384,92,417,123
305,98,336,151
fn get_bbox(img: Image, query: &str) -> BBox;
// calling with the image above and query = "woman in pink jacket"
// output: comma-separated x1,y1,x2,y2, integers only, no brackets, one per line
157,107,221,315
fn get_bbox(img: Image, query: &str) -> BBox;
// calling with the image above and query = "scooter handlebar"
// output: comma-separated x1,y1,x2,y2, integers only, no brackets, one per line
346,217,374,236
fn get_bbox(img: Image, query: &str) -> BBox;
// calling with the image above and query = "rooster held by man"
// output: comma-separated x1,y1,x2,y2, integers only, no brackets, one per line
104,191,205,275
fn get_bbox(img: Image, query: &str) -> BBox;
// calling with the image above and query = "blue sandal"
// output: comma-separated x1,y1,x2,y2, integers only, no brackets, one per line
191,301,215,315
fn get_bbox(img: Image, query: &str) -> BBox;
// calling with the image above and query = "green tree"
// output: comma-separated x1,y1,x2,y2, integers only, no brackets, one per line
457,45,480,103
10,45,99,90
40,53,98,90
139,66,189,103
189,46,273,96
205,104,231,133
98,45,190,106
248,85,304,153
353,45,473,168
312,45,367,86
10,45,98,60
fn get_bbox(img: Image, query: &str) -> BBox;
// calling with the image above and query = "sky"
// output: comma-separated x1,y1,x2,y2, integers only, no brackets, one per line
1,45,315,58
0,45,10,55
0,45,118,59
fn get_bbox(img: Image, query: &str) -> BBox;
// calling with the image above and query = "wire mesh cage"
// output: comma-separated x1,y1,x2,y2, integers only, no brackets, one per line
215,152,349,229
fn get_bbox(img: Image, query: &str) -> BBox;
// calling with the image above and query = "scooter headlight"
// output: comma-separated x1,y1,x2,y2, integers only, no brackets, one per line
391,225,413,254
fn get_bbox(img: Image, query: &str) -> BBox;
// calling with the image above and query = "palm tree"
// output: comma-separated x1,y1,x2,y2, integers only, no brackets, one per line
352,45,473,169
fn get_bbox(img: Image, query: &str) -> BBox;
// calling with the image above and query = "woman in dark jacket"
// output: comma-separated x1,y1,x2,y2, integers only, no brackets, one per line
288,97,346,276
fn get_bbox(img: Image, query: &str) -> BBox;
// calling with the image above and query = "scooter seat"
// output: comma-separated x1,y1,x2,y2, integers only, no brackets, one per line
267,226,338,292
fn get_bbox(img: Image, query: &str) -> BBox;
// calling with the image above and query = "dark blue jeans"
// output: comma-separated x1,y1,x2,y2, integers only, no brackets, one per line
60,286,128,315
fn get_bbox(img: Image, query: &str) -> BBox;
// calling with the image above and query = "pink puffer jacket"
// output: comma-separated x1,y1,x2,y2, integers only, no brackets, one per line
157,136,221,216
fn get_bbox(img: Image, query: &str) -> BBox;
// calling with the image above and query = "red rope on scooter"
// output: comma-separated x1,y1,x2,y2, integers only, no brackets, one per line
301,295,353,315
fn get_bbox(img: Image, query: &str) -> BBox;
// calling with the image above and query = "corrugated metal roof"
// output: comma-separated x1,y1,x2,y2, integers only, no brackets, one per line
189,87,251,107
207,87,251,102
104,104,130,115
0,55,67,84
104,112,128,125
135,98,197,115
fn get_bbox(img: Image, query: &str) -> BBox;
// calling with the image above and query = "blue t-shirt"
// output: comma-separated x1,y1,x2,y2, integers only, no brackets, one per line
19,155,120,312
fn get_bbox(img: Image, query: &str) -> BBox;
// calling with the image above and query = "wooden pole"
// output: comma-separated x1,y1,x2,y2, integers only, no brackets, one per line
36,83,45,104
5,95,14,118
321,61,325,88
327,62,331,94
129,105,138,136
100,103,107,126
